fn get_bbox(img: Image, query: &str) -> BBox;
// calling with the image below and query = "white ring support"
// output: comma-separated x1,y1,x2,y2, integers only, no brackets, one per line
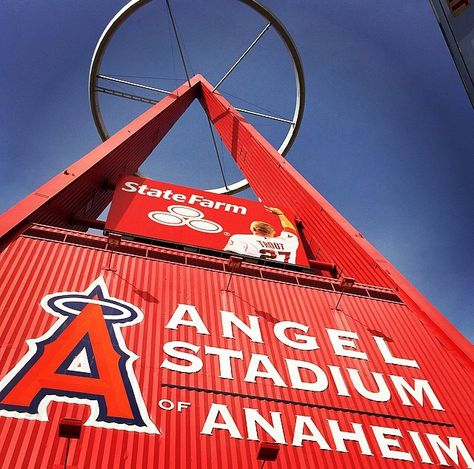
89,0,305,195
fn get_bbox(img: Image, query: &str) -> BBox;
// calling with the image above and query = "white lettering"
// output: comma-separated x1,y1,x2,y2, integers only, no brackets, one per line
137,184,148,195
292,415,332,448
244,354,287,387
221,311,263,343
225,203,247,215
172,193,186,202
373,336,419,368
286,359,328,392
244,408,286,444
328,365,351,397
165,304,210,335
160,341,203,373
348,368,391,402
328,420,373,456
177,401,191,412
188,194,202,205
122,181,139,192
205,346,243,379
407,431,433,464
274,321,319,351
201,404,243,439
158,399,174,411
371,426,413,461
390,375,445,411
120,183,247,215
426,433,474,467
162,189,173,200
147,188,162,198
200,198,214,208
326,329,368,361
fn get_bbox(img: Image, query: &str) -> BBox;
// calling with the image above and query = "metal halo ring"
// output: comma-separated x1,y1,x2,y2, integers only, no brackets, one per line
89,0,305,195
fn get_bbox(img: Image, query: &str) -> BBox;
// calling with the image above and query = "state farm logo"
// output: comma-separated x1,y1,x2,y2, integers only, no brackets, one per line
148,205,223,234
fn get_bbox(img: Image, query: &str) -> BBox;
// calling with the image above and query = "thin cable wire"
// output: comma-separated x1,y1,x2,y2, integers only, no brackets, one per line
165,0,226,189
212,23,271,92
171,7,194,77
219,88,286,119
165,0,179,90
104,74,184,81
207,117,228,190
165,0,191,86
102,74,285,116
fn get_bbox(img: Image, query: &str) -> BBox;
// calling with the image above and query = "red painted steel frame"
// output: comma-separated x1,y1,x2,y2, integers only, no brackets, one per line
0,75,472,370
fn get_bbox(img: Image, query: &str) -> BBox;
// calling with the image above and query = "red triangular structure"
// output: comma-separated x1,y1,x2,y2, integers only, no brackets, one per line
1,75,470,365
0,75,473,469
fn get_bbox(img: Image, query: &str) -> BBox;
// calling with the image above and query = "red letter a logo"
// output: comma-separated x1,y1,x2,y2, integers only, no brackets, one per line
0,277,158,433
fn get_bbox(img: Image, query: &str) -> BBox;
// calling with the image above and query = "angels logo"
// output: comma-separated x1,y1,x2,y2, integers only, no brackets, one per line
0,277,158,434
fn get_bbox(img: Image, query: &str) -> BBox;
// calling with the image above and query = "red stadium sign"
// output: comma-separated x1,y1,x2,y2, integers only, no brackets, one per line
0,248,472,468
106,176,309,267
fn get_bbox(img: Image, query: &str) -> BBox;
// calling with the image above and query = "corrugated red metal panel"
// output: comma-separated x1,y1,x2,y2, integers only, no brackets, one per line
22,223,405,304
0,234,472,468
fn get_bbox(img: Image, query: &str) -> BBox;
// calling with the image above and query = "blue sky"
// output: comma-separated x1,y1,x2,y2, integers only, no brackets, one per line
1,1,472,340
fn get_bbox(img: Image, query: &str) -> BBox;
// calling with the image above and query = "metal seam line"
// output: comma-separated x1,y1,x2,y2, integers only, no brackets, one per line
162,383,454,427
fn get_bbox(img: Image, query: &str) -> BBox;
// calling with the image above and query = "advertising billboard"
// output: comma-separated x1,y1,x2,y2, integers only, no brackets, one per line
105,176,309,267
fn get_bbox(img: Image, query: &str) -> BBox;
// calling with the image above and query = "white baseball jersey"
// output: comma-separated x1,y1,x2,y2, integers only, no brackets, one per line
224,231,299,264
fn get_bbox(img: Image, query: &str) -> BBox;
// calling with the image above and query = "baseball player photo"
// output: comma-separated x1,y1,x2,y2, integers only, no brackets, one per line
223,206,299,264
